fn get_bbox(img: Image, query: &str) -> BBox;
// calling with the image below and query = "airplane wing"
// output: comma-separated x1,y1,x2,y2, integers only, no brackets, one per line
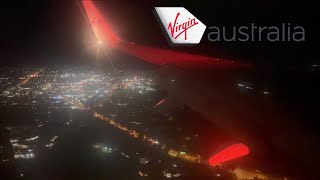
80,1,320,175
81,0,251,70
81,0,251,165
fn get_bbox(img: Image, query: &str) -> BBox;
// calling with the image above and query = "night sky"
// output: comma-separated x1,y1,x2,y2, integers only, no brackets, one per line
1,0,319,66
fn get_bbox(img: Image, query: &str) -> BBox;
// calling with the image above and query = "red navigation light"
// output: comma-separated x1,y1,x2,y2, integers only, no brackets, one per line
208,143,249,166
82,0,121,47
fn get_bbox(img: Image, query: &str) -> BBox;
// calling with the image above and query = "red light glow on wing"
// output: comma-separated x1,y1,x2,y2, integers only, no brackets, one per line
208,143,250,166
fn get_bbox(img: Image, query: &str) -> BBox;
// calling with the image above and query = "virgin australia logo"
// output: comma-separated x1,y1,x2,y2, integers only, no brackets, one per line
155,7,206,44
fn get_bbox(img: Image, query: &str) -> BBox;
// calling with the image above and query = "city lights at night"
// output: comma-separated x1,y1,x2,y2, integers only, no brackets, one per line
1,0,319,179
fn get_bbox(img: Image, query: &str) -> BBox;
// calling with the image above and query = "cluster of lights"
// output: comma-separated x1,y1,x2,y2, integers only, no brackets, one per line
238,83,270,95
45,143,54,148
121,77,156,93
42,72,113,110
14,153,35,159
94,112,204,164
25,136,39,142
93,144,113,153
94,112,161,146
